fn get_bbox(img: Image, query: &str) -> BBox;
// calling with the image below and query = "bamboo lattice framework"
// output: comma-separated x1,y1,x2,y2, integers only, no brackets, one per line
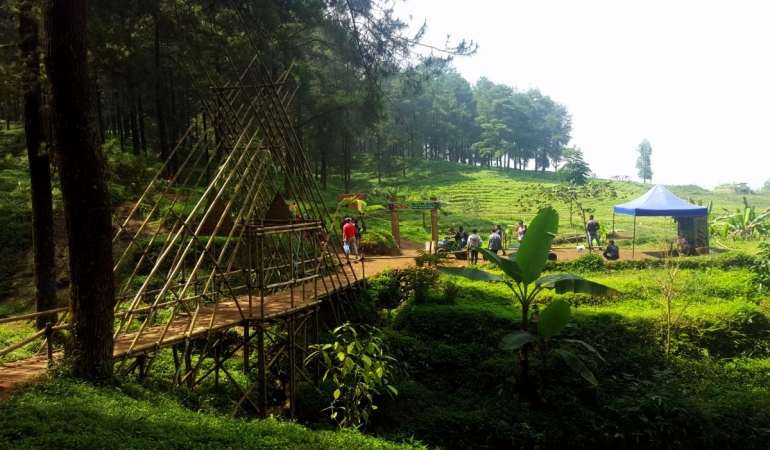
108,48,360,360
0,42,363,392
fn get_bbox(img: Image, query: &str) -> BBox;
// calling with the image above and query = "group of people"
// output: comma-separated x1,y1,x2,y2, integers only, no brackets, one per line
448,220,529,265
445,215,620,264
586,214,619,260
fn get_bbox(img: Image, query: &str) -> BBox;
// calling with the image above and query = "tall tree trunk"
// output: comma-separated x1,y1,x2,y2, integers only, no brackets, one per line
116,90,124,151
320,135,327,190
94,68,105,143
129,86,140,156
44,0,116,381
138,95,147,156
154,16,169,171
19,0,57,331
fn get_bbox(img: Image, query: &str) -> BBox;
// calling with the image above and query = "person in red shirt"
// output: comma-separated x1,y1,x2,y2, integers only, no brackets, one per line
342,217,358,258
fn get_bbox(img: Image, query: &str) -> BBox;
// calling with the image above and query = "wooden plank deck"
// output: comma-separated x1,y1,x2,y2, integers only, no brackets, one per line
0,271,357,395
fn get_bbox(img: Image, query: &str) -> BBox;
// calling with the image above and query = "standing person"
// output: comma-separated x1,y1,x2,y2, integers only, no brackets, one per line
516,220,527,244
603,239,620,260
342,217,358,259
454,226,469,248
495,225,506,255
586,214,601,250
487,227,502,256
467,228,482,265
353,218,361,241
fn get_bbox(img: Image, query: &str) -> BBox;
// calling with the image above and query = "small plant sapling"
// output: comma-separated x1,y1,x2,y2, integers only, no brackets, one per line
499,299,604,395
305,323,398,428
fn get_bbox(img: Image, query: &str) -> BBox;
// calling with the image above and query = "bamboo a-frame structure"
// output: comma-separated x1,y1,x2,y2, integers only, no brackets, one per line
0,15,372,416
105,44,362,415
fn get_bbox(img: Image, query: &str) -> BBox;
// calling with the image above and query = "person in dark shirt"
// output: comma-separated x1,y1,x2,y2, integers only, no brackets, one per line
586,214,601,250
454,226,469,248
603,239,619,260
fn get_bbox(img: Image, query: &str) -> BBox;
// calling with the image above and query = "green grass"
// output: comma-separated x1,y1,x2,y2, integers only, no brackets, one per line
365,252,770,448
0,378,426,450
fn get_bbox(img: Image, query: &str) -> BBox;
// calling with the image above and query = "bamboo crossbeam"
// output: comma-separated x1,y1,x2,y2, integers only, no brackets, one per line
264,274,320,291
0,328,46,357
211,83,285,90
0,307,69,324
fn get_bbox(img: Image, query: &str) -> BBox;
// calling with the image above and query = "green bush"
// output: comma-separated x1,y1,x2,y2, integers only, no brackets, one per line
400,267,440,304
108,183,128,208
366,270,402,310
359,229,398,255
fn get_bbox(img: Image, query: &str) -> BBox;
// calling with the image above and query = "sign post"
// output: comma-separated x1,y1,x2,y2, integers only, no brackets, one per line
390,198,400,247
386,199,442,251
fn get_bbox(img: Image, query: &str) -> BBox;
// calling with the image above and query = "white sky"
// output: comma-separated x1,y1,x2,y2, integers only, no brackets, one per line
394,0,770,189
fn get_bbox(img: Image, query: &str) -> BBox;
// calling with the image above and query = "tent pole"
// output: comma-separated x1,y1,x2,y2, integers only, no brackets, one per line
632,216,636,259
612,213,615,235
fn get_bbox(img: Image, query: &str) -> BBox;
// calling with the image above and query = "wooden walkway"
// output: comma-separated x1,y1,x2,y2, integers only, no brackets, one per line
0,271,358,396
0,253,421,397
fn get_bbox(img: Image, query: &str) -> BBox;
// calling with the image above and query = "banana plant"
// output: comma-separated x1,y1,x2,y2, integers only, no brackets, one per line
438,207,618,329
713,197,770,240
499,299,604,393
438,206,618,387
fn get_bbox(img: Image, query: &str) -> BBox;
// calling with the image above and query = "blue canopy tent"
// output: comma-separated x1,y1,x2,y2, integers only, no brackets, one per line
613,184,708,257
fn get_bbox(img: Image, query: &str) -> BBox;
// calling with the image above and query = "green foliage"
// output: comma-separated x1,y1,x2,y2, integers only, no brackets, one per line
500,300,604,387
751,243,770,292
365,270,403,310
561,253,605,272
525,180,617,234
402,267,440,303
0,379,423,449
441,278,462,304
712,196,770,240
307,323,399,428
636,138,653,183
558,146,592,185
440,207,619,327
413,251,440,268
0,145,32,300
359,229,397,255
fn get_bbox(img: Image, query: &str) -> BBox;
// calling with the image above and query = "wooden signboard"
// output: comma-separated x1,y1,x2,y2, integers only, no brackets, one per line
337,193,365,210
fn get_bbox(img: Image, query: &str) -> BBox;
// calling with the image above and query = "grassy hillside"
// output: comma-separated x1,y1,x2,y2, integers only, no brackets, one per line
321,157,770,251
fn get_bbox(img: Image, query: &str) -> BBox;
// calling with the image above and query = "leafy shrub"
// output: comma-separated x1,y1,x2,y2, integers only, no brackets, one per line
103,138,155,194
750,243,770,292
399,267,440,304
546,251,756,273
441,278,462,304
563,253,605,272
307,323,399,428
674,309,770,358
359,229,398,255
108,183,128,208
365,270,402,309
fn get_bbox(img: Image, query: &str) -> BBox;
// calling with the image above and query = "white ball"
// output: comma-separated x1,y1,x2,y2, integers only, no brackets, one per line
576,245,585,252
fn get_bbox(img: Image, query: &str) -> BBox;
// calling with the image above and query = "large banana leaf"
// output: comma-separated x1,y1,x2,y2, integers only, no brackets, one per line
554,348,598,386
516,207,559,285
537,299,571,340
560,338,606,362
438,266,504,283
477,248,522,283
499,330,537,351
536,274,619,296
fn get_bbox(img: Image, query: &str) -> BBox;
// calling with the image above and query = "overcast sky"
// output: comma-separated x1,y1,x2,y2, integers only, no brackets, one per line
394,0,770,189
